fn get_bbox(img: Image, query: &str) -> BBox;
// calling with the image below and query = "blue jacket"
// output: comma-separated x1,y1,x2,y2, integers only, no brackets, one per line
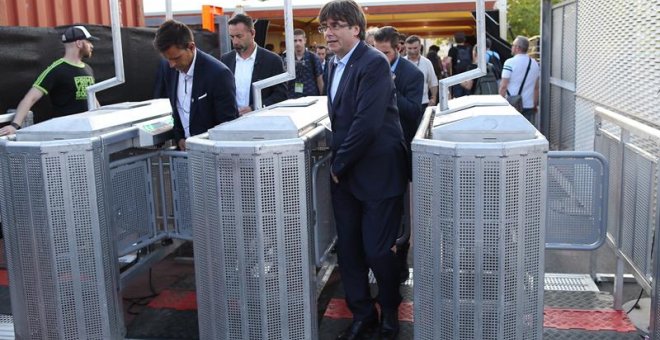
167,49,238,141
392,56,424,145
326,41,408,200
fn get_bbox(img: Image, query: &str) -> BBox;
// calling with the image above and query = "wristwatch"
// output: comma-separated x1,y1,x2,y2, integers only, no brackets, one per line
10,122,21,130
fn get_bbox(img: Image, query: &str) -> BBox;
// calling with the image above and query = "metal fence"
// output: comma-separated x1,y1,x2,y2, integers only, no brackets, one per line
592,107,660,330
547,0,577,151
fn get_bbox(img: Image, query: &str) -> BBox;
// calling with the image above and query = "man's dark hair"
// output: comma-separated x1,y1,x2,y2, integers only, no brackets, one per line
319,0,366,40
265,43,274,51
316,45,327,51
454,31,466,44
405,35,421,45
154,20,194,52
374,26,400,50
294,28,306,37
429,44,440,53
228,13,254,30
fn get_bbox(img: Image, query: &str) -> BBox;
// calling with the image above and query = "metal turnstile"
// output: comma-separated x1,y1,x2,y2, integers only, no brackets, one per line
186,97,334,340
413,104,548,340
0,99,174,339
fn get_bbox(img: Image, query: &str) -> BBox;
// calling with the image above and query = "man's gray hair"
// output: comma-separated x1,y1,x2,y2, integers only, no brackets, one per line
515,36,529,53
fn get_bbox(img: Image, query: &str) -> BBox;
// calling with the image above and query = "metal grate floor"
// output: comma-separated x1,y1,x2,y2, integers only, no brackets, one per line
545,273,600,292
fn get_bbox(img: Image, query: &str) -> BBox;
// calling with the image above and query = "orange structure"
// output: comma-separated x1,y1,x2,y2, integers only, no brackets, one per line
0,0,144,27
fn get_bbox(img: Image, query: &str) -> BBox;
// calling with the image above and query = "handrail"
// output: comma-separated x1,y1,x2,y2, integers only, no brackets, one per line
86,0,125,110
439,0,487,111
595,106,660,144
251,0,296,110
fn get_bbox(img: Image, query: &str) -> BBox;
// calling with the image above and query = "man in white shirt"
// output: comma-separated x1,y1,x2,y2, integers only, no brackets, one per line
499,35,540,123
220,14,287,115
404,35,439,109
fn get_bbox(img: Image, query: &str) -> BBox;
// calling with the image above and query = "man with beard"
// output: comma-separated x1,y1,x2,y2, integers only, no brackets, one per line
0,25,98,135
220,13,287,115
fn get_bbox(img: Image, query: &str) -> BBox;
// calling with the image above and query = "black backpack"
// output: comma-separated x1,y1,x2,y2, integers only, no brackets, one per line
488,53,502,80
473,64,499,95
454,45,472,74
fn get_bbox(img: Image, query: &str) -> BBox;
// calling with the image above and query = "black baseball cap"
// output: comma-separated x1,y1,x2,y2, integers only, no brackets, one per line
61,26,99,43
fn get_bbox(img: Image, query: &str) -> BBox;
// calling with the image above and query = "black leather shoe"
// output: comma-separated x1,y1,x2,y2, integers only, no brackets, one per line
336,318,378,340
379,310,399,340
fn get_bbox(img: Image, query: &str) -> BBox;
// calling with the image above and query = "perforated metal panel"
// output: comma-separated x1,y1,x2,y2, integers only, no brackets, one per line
110,154,157,255
187,138,317,340
548,1,577,151
545,152,608,249
170,153,192,239
575,0,660,142
412,131,547,340
0,138,124,340
595,129,622,246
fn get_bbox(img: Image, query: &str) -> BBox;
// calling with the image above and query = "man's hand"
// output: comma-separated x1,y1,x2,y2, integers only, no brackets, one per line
0,125,17,136
331,171,339,184
428,97,437,107
177,139,186,151
239,106,252,116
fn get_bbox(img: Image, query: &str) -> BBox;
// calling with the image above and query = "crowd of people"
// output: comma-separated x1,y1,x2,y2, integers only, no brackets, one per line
0,3,540,339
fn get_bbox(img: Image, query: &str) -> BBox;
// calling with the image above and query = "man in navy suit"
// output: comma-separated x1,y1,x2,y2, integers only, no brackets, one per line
220,14,288,115
373,26,424,285
154,20,238,150
320,1,408,339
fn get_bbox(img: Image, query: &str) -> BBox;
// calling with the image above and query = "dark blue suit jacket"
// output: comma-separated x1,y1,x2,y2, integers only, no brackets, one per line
327,41,407,201
168,49,238,142
393,56,424,145
220,46,288,109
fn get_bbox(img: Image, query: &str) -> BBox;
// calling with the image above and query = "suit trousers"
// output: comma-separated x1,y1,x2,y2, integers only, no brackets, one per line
331,179,404,321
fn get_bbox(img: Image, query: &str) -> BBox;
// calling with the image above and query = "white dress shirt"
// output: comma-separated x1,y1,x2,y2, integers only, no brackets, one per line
176,49,197,138
330,42,359,102
235,45,258,109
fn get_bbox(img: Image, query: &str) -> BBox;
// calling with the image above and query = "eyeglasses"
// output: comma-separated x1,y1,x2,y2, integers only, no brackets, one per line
318,23,351,33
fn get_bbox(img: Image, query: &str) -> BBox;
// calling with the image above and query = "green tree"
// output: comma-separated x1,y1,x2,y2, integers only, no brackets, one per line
508,0,563,41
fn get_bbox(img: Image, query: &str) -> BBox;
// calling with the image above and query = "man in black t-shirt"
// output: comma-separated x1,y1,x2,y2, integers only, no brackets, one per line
0,25,98,135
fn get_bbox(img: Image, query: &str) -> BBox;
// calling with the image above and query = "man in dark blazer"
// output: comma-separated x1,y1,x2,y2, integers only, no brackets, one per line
374,26,424,285
220,14,287,115
320,1,408,339
154,20,238,150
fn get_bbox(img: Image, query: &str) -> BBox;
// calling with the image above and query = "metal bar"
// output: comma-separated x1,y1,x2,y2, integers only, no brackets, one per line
613,129,630,310
650,174,660,337
439,0,486,111
165,0,172,20
251,0,295,109
549,77,576,93
595,106,660,144
540,0,552,136
119,239,185,290
86,0,125,110
413,106,435,140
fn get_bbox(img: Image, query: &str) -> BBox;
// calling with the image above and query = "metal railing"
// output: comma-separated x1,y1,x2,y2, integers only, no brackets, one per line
593,106,660,320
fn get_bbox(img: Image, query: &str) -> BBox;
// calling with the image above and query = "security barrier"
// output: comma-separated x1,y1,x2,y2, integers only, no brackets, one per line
413,105,548,340
186,97,333,340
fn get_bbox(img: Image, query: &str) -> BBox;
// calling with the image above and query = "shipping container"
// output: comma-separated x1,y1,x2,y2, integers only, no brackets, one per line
0,0,144,27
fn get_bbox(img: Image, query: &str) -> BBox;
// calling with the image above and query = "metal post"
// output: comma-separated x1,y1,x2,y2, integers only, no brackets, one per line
540,0,552,137
439,0,487,111
613,129,630,311
86,0,125,110
251,0,295,110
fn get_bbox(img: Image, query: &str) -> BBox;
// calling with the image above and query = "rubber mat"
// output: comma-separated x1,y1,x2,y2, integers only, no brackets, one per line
324,298,414,322
126,308,199,339
544,328,641,339
0,286,10,315
318,317,413,340
544,308,637,332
